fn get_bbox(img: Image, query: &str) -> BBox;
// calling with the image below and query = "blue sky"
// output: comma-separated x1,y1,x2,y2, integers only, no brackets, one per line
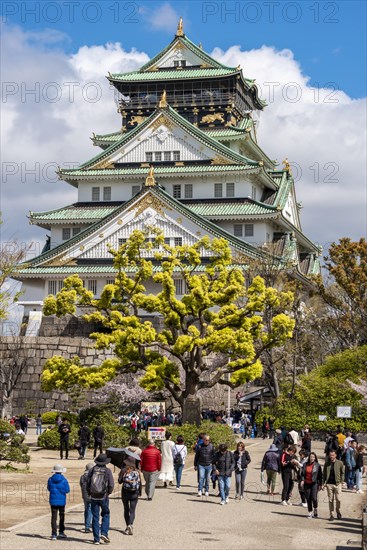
3,0,366,98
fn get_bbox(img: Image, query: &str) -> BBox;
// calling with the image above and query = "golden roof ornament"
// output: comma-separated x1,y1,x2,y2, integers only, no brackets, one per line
282,158,291,173
158,90,168,108
176,16,184,36
145,166,156,187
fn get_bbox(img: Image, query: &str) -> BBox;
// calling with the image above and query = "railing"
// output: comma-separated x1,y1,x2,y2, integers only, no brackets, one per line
117,91,235,110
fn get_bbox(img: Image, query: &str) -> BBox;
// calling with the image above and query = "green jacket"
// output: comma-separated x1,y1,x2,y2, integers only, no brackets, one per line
323,459,345,485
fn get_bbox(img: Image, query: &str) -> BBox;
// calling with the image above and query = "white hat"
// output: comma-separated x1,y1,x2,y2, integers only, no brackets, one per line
52,464,66,473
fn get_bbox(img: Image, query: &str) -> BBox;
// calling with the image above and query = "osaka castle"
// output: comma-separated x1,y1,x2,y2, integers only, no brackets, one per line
18,18,320,318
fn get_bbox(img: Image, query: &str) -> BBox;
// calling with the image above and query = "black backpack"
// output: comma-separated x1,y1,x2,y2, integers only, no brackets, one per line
173,446,183,466
88,466,108,499
284,433,294,446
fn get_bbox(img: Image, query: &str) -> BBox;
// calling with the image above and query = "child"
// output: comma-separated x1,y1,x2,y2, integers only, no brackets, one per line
79,462,94,533
47,464,70,540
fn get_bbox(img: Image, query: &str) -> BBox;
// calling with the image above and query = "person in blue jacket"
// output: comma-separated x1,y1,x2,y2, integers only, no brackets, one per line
47,464,70,540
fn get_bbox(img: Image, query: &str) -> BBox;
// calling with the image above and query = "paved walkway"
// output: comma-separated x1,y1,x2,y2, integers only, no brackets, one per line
0,436,364,549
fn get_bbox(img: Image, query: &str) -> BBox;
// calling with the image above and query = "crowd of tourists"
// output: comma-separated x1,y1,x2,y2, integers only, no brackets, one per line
46,423,365,543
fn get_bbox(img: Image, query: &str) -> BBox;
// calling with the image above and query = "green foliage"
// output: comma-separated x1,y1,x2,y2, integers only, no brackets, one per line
0,420,30,466
42,231,295,423
41,411,77,425
38,425,79,449
168,421,236,451
257,345,367,432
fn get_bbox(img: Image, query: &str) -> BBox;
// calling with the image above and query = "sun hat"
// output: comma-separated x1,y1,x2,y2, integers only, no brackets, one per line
94,453,111,465
85,462,95,471
52,464,66,473
269,444,278,451
275,429,282,434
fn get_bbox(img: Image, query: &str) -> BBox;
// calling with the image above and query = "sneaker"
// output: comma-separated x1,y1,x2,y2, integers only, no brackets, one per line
281,500,288,506
302,503,308,508
307,512,313,519
286,501,293,506
329,515,334,521
205,491,209,497
220,501,225,505
93,542,100,545
58,533,67,539
197,490,202,497
357,489,364,494
337,512,342,520
235,494,239,500
127,525,133,536
313,509,318,518
100,534,110,543
240,495,244,500
225,497,229,503
51,535,57,541
176,486,181,490
81,528,91,533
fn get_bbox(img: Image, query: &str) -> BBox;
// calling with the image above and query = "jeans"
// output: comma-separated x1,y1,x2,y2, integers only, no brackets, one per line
51,505,65,535
122,491,139,526
60,438,69,459
91,498,110,542
174,464,184,488
356,468,363,491
218,475,231,502
346,467,356,489
84,501,92,530
79,445,88,458
36,425,42,435
304,482,318,512
235,469,247,496
198,465,212,493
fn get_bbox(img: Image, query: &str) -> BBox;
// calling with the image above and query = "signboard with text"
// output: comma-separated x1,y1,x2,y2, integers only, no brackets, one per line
141,401,165,415
337,406,352,418
148,427,166,441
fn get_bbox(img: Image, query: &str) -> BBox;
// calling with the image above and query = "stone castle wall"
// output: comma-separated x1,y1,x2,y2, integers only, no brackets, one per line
0,334,114,416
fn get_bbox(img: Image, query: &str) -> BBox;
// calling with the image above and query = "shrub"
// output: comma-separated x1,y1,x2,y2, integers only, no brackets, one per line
0,421,30,467
169,421,236,451
41,411,77,425
38,425,79,449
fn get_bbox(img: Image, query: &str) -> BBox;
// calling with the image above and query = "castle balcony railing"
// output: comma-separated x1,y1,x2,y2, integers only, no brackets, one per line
117,91,235,111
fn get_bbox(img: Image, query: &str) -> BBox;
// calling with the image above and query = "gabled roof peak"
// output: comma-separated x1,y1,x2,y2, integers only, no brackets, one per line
176,16,184,37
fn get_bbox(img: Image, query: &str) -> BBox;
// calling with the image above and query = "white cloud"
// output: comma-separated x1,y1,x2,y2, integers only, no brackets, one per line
146,2,180,33
1,24,366,257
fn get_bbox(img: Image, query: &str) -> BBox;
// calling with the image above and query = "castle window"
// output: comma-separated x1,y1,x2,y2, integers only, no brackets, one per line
72,227,81,237
48,280,57,295
214,183,223,198
174,237,183,247
164,238,171,245
184,184,193,198
251,186,257,201
173,184,181,199
106,279,115,285
173,60,186,67
92,187,100,201
155,152,162,162
245,224,254,237
146,152,153,162
226,182,235,197
164,151,171,161
118,238,127,246
103,186,111,201
174,279,183,295
87,280,97,296
62,228,71,241
173,151,180,161
234,224,243,237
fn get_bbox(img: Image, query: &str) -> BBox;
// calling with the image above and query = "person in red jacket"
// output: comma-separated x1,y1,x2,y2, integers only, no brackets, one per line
140,440,162,500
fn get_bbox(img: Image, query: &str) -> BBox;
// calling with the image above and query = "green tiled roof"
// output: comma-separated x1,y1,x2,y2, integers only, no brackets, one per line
110,68,238,82
138,35,234,72
30,204,119,222
187,200,277,218
61,164,259,179
22,185,264,272
61,105,259,175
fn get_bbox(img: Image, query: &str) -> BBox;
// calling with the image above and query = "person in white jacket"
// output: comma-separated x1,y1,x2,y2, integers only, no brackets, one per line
172,436,188,490
159,431,175,487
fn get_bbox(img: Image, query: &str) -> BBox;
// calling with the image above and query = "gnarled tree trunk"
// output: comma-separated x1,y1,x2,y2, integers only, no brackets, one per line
181,395,202,425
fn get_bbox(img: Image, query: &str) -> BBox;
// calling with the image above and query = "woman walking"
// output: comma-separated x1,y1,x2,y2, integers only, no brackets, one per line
300,452,322,519
213,444,235,505
172,436,187,490
233,441,251,500
118,464,142,535
355,445,365,494
159,431,175,488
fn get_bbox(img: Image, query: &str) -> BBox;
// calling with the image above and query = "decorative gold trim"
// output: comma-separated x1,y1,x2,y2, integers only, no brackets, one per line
130,115,146,125
158,90,167,108
176,217,183,224
282,158,291,173
145,166,156,187
200,113,225,124
133,194,169,218
92,159,114,169
211,155,233,165
150,114,175,131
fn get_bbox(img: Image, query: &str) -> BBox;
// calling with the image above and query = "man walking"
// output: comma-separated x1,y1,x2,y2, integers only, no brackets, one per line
140,440,161,501
87,453,114,544
323,450,345,521
93,423,105,458
194,434,215,497
261,443,281,495
58,418,71,460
